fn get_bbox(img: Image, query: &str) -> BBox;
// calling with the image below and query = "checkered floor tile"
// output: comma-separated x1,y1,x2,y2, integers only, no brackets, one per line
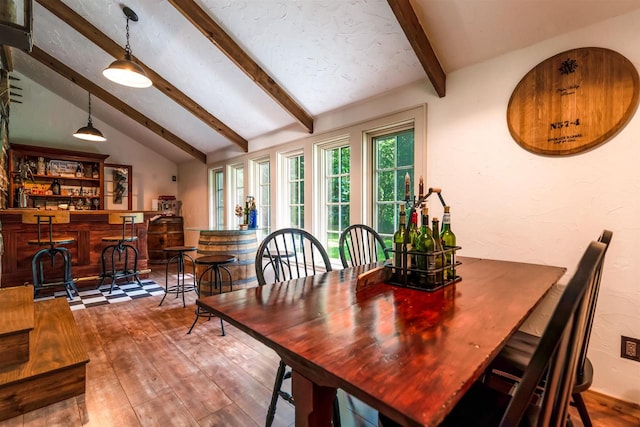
34,280,165,311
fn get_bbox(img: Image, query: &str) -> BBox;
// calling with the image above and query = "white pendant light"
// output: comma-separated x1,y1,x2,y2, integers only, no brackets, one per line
73,92,106,142
103,6,152,88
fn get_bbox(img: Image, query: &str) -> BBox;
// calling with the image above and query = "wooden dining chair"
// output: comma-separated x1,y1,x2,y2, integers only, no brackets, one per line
379,240,607,427
254,228,336,427
488,230,612,427
338,224,389,268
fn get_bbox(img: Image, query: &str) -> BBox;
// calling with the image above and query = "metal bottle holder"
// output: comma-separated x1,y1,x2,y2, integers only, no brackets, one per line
385,187,462,292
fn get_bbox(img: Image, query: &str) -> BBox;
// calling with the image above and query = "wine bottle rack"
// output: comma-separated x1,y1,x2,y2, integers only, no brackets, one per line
385,245,462,292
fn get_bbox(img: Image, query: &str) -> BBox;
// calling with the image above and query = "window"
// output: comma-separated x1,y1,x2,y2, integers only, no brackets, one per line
319,142,350,261
227,164,245,225
373,128,414,248
214,169,224,229
254,158,271,231
287,154,304,228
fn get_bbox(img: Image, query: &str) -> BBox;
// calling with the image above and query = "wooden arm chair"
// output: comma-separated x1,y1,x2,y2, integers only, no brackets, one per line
255,228,338,426
338,224,389,268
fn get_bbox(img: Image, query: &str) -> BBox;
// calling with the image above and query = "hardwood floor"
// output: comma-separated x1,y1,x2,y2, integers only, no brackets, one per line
1,268,638,427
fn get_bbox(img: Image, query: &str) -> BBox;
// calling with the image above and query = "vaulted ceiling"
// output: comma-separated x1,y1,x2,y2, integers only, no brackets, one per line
4,0,640,164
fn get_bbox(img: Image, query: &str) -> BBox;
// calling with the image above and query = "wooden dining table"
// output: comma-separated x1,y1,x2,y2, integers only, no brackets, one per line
197,256,566,426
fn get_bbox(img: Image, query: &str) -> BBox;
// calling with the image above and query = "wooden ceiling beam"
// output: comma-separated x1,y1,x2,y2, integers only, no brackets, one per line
29,45,207,163
35,0,248,152
1,45,13,71
168,0,314,133
387,0,446,97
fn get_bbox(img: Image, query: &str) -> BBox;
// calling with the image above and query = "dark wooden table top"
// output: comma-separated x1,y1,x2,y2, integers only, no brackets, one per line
197,256,566,426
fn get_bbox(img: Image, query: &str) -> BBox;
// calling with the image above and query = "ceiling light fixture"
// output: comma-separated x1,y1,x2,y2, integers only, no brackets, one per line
73,92,106,142
102,6,152,88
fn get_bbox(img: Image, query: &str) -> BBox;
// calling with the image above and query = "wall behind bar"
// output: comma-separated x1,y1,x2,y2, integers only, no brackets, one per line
180,10,640,403
8,72,178,210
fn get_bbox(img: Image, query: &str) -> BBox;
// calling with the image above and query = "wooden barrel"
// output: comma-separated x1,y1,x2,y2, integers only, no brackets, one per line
197,230,257,287
147,216,184,264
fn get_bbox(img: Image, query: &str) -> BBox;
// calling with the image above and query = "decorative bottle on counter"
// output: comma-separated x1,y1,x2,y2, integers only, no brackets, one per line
415,206,435,287
431,217,444,285
407,208,419,272
440,206,457,281
51,179,61,195
393,204,406,272
248,200,258,229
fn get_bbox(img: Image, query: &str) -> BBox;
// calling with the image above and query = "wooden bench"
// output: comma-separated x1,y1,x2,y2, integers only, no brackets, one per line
0,297,89,421
0,286,34,368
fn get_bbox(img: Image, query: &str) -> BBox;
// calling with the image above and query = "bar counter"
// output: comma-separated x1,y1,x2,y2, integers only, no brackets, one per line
0,209,157,288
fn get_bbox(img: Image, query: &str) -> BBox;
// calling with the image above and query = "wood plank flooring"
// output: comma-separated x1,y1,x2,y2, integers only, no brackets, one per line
1,268,638,426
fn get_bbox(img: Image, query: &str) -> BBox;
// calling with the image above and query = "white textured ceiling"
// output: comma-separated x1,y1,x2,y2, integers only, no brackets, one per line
9,0,640,163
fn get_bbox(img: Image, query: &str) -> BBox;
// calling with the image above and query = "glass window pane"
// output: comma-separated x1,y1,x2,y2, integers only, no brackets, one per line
377,204,395,235
340,205,350,229
377,138,395,169
397,130,415,167
340,177,350,203
329,177,340,203
378,171,394,201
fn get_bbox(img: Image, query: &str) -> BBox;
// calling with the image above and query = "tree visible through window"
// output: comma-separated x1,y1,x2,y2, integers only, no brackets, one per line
325,145,350,260
288,155,304,228
373,129,414,248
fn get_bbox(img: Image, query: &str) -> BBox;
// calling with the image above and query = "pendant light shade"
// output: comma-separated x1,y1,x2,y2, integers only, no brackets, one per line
103,6,152,88
74,93,106,142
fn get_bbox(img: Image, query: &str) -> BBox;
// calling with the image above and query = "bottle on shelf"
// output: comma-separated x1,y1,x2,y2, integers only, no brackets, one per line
51,179,61,196
393,204,407,274
415,205,435,288
440,206,457,281
431,217,444,286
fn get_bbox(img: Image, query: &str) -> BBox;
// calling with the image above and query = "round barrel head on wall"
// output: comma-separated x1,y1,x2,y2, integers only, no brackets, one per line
507,47,639,156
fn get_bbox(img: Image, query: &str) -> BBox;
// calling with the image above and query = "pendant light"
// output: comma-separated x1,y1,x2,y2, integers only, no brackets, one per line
73,92,106,142
102,6,152,88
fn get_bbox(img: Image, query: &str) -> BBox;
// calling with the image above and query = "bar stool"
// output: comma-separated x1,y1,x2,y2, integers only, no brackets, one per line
159,245,197,307
187,254,236,335
98,212,144,293
22,211,78,299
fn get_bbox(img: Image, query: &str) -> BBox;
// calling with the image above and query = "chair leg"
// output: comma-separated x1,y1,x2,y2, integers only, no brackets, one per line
266,360,287,427
572,392,592,427
332,394,341,426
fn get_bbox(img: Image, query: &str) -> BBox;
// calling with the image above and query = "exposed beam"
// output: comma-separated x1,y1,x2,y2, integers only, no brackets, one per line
168,0,314,133
29,45,207,163
36,0,248,152
387,0,446,97
1,45,13,71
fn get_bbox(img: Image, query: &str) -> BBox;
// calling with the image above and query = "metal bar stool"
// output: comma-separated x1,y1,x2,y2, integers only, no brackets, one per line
98,212,144,293
22,211,78,299
159,245,197,307
187,254,236,335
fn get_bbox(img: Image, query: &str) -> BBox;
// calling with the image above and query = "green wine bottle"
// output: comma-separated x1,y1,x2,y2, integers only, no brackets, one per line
415,206,435,288
431,217,444,286
440,206,457,281
407,208,419,273
393,204,407,273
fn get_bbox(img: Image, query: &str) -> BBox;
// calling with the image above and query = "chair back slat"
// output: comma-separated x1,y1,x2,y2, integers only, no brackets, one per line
575,229,613,378
256,228,332,285
339,224,389,268
500,241,607,427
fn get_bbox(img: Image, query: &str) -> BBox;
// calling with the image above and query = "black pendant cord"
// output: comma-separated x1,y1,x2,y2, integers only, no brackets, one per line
87,93,94,126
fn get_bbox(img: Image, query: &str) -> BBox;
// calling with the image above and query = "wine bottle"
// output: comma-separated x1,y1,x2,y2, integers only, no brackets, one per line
431,217,444,286
440,206,457,281
393,204,407,273
415,206,435,288
407,208,419,273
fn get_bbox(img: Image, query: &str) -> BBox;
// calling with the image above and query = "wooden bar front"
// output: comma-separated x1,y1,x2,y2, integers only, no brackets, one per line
0,210,157,289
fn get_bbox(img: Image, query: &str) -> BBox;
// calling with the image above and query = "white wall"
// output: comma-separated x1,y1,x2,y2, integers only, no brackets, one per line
183,10,640,403
8,72,178,210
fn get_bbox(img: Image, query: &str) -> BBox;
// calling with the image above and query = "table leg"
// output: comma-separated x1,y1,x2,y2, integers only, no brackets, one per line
291,371,336,427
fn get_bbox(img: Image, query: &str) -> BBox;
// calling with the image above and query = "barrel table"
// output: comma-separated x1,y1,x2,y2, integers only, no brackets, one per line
192,229,258,288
